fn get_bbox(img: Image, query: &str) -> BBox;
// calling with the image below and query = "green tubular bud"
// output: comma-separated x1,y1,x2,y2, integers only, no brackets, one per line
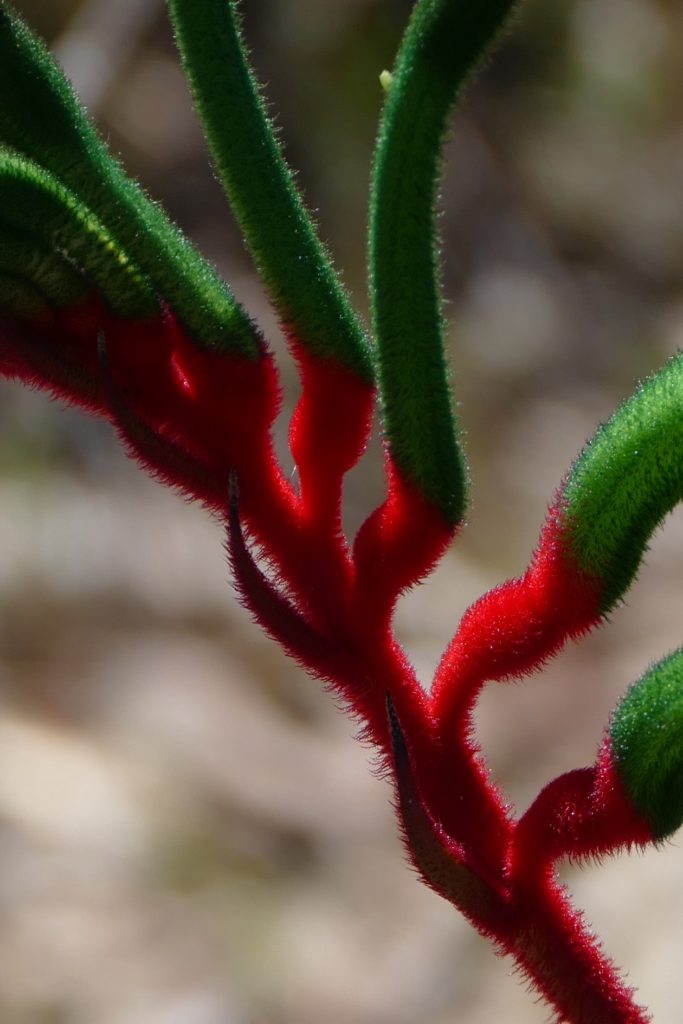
0,269,49,320
369,0,518,524
0,224,87,309
167,0,373,380
0,4,259,354
611,649,683,840
0,152,156,318
562,353,683,611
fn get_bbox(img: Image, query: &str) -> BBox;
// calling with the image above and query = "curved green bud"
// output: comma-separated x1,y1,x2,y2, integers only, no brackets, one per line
611,648,683,840
0,224,87,310
562,353,683,611
0,3,259,354
369,0,518,524
167,0,373,381
0,152,155,318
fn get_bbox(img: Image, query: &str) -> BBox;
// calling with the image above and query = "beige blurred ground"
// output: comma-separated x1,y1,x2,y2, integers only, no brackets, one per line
1,1,682,1022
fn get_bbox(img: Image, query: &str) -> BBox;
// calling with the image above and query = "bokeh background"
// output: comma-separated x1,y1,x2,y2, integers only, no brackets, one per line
1,0,682,1021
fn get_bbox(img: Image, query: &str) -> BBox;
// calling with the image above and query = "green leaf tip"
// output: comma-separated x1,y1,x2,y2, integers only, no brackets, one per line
562,353,683,611
166,0,373,380
0,2,261,355
369,0,518,525
611,649,683,840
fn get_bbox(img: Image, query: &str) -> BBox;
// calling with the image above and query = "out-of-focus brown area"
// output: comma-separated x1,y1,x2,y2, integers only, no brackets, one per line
1,1,682,1021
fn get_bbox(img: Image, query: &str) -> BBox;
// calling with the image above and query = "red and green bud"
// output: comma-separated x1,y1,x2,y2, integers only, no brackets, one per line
560,353,683,614
610,649,683,841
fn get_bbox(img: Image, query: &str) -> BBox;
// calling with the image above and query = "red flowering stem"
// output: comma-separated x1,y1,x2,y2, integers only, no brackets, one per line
507,881,650,1024
289,353,366,527
355,638,433,755
432,506,602,740
100,307,348,636
228,477,435,743
387,699,645,1024
286,346,375,632
390,703,652,1023
353,460,457,629
227,478,365,684
0,303,110,414
388,695,508,922
507,762,652,1022
514,756,652,879
2,296,361,646
390,698,512,890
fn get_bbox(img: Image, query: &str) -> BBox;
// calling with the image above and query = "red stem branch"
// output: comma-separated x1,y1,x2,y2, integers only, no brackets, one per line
505,878,650,1024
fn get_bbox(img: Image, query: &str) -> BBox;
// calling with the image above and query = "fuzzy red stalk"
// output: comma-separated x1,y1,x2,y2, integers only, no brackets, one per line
0,298,660,1024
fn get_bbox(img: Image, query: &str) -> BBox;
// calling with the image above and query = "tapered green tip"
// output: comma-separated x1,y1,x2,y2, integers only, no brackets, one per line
561,352,683,612
611,649,683,840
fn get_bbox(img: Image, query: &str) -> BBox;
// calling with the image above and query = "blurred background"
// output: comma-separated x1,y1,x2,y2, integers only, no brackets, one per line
1,0,682,1021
